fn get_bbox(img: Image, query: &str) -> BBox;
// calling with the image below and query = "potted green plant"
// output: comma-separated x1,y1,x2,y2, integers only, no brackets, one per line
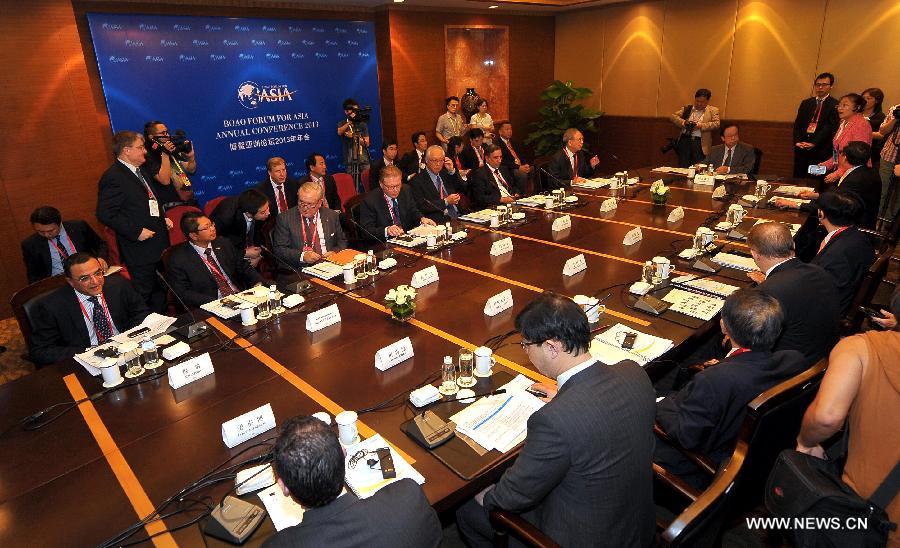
525,80,603,158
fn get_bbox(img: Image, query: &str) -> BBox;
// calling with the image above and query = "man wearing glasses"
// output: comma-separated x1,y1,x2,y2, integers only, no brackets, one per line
165,211,263,308
793,72,839,179
29,253,149,365
359,165,435,242
97,131,172,313
272,182,347,269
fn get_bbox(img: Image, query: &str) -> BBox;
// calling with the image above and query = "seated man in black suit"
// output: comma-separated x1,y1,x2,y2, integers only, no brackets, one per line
22,206,109,283
458,127,487,171
468,144,521,209
298,153,341,211
457,292,655,547
399,131,429,182
166,211,263,308
255,156,300,217
655,288,806,488
368,138,399,191
702,123,756,175
747,222,840,365
210,189,270,268
409,145,467,223
544,127,599,188
263,415,441,548
360,165,435,242
29,252,149,365
810,192,876,314
495,120,533,193
272,182,347,269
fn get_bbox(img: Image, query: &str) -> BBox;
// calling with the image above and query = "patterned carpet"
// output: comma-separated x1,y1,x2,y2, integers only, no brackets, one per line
0,317,34,386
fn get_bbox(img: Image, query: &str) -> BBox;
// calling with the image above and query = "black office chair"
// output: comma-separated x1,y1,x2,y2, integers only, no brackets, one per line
840,244,893,334
751,147,763,177
10,275,70,366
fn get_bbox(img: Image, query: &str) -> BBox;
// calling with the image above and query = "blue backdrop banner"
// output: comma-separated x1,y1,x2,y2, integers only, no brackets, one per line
87,13,381,202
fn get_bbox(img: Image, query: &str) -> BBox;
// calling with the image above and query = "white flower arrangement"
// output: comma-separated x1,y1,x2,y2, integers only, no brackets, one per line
385,285,417,306
650,179,670,196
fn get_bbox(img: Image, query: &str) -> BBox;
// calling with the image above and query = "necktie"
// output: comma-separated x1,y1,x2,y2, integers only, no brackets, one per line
391,198,400,225
475,146,483,166
135,168,155,199
245,220,254,247
572,152,578,178
494,169,509,190
204,248,235,297
724,148,732,168
89,296,113,343
55,236,69,259
304,217,322,253
506,140,521,164
275,185,288,213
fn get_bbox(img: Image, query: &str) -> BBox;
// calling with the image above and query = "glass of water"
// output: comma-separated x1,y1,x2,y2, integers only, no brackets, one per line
457,347,475,387
123,349,145,378
256,297,271,320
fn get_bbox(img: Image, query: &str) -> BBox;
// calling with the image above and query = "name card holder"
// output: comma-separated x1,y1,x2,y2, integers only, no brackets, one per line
168,352,214,390
694,174,715,186
623,227,643,246
667,207,684,223
374,337,414,371
306,303,341,332
411,265,439,289
712,185,727,199
484,289,514,316
490,237,514,256
551,215,572,232
222,403,277,449
600,198,617,212
563,254,587,277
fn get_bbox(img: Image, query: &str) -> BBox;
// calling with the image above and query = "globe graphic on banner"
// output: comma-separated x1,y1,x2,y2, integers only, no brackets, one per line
237,81,261,109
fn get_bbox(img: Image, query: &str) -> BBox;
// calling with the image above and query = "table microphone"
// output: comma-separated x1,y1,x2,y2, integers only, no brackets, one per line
538,165,570,189
258,245,313,296
154,271,213,341
404,388,507,450
340,209,397,256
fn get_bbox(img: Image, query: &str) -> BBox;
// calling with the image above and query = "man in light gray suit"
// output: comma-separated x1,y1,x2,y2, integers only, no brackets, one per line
456,291,656,547
703,123,757,175
272,181,347,269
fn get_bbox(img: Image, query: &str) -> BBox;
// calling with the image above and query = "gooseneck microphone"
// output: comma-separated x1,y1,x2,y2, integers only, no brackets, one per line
155,270,213,341
258,245,313,295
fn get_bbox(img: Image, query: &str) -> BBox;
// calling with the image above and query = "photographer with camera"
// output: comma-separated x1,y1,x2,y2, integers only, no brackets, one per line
670,89,720,168
878,102,900,220
337,98,370,193
143,120,198,211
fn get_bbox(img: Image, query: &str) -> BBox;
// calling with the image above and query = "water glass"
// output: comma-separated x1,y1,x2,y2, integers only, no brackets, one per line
457,347,475,388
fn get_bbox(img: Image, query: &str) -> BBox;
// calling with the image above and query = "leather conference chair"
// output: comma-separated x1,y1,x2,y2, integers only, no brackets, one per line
164,205,203,246
751,147,763,176
360,167,371,192
203,195,227,218
840,245,893,335
332,173,358,212
10,275,70,366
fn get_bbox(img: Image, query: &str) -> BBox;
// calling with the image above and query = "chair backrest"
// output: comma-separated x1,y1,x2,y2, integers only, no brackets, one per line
10,275,69,363
752,147,764,176
343,194,365,246
361,167,371,192
102,225,122,266
203,195,227,217
841,244,893,334
332,173,358,211
165,205,203,245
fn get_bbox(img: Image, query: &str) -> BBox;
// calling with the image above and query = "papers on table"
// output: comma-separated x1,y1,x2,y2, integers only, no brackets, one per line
590,323,674,366
344,434,424,499
768,196,810,208
515,195,547,207
450,374,545,454
712,252,757,271
572,178,611,189
387,234,426,247
752,218,801,236
662,288,725,321
672,274,740,297
201,287,279,320
773,185,814,197
714,173,749,180
459,209,497,223
302,261,343,280
74,313,178,375
653,166,692,175
258,483,304,531
112,313,177,344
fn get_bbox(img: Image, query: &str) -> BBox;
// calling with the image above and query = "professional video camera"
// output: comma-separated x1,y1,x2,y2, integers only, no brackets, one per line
661,137,678,154
683,120,697,131
348,105,373,123
151,129,192,156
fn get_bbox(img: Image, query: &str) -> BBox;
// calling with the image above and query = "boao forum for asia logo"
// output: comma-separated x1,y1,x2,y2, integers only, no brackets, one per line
237,81,297,110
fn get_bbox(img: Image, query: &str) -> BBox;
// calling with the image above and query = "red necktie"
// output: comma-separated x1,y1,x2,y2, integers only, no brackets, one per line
275,185,288,213
204,248,235,297
572,153,578,178
494,169,509,190
507,141,521,163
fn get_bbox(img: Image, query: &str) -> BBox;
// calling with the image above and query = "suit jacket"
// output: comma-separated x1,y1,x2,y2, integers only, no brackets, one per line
811,226,876,314
368,158,398,190
656,349,807,469
255,178,300,217
544,148,597,189
21,220,109,283
165,239,263,308
703,142,757,175
458,143,486,171
496,137,527,173
484,361,656,548
409,169,467,224
793,96,840,155
398,150,427,181
96,161,170,267
29,275,150,365
671,105,721,155
759,258,840,364
298,174,342,211
359,186,424,242
262,479,441,548
836,166,882,229
468,164,518,209
209,196,265,256
272,206,347,269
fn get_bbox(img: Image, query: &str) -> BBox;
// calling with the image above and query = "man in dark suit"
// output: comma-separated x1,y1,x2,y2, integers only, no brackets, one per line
210,189,271,268
263,415,441,548
793,72,840,179
96,130,171,313
298,153,341,211
359,165,435,242
255,156,300,218
655,288,806,488
399,131,430,181
747,222,840,365
409,145,467,223
272,182,347,269
458,128,487,171
811,192,876,314
544,127,600,189
457,292,655,547
495,120,533,193
468,145,521,209
22,206,109,283
166,211,263,308
703,123,757,175
29,253,149,365
368,139,399,191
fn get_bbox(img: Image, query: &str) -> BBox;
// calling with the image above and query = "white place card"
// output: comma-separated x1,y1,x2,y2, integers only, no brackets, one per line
222,403,276,449
551,215,572,232
306,303,341,332
667,207,684,223
374,337,414,371
600,198,617,212
563,254,587,277
484,289,514,317
490,237,514,256
694,174,715,186
623,227,643,246
411,265,439,289
168,352,214,390
712,185,727,199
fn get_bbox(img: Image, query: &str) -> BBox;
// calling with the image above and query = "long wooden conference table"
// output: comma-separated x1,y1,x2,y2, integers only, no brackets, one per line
0,168,807,546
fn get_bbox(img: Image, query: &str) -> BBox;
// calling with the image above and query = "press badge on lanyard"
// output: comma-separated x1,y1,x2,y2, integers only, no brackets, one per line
149,199,160,217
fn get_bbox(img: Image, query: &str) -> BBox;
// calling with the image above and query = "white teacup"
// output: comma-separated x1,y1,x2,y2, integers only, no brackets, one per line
573,294,602,323
335,410,359,445
474,346,495,377
652,256,673,279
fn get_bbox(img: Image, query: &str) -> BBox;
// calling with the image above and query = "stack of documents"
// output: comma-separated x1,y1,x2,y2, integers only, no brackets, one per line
712,252,758,271
343,434,425,499
302,261,343,280
572,178,611,189
662,288,725,321
672,275,739,297
590,323,674,366
752,218,801,236
459,209,498,223
773,185,814,196
653,166,692,175
74,313,178,375
201,287,274,320
768,196,810,208
515,195,547,207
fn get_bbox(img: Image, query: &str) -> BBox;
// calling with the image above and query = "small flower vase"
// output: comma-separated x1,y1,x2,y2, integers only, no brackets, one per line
651,192,669,206
389,301,416,322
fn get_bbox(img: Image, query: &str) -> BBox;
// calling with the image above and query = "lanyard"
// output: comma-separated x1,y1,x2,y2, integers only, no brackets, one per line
728,347,751,358
77,295,114,337
299,212,320,251
51,231,76,258
384,194,399,223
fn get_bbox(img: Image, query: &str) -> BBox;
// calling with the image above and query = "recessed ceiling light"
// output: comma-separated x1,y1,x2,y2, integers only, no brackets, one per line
489,4,499,7
394,0,404,3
